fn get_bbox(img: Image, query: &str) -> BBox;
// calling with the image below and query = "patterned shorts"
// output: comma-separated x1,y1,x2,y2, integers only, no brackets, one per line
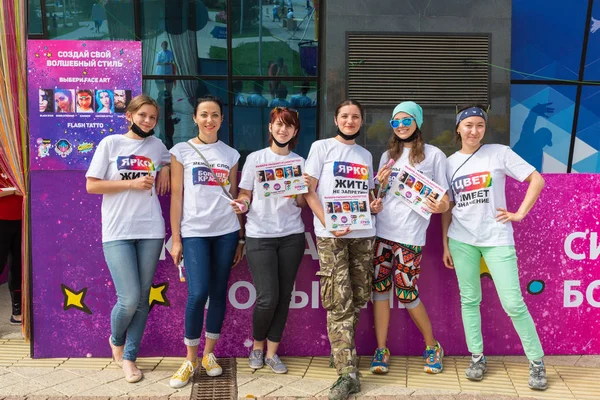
372,237,422,306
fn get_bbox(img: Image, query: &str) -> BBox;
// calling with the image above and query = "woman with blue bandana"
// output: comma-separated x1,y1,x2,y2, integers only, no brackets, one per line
370,101,449,375
441,105,547,391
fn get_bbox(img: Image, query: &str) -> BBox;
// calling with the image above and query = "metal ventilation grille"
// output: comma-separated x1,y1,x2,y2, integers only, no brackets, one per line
347,33,490,107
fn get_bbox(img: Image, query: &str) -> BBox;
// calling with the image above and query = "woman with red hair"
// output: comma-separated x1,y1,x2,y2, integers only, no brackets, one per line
232,107,307,374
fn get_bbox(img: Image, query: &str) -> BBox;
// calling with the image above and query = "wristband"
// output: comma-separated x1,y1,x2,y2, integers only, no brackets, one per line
238,238,246,245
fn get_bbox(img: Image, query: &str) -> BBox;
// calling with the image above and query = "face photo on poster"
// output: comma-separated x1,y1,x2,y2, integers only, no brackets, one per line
39,89,54,113
254,158,307,199
323,194,372,231
75,89,94,113
95,89,115,113
389,164,446,220
113,89,131,113
54,89,75,113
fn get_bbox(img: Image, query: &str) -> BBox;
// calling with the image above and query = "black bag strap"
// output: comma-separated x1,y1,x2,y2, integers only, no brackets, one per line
450,144,484,196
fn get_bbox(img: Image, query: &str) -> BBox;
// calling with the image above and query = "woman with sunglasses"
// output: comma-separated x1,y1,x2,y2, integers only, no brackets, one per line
441,105,547,390
369,101,449,376
304,99,382,400
231,106,306,374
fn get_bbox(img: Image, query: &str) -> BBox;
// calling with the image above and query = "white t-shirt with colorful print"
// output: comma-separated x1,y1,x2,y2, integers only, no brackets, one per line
304,138,376,239
170,140,240,238
376,144,448,246
239,147,305,238
446,144,535,246
86,134,171,243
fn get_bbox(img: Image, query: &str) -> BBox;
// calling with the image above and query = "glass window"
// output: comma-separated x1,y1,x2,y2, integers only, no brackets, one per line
510,84,577,173
140,0,227,76
143,78,229,148
231,0,318,77
233,79,317,164
512,0,587,81
29,0,44,35
572,85,600,172
39,0,135,40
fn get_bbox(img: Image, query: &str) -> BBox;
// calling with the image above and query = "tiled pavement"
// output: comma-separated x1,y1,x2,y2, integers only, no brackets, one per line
0,337,598,400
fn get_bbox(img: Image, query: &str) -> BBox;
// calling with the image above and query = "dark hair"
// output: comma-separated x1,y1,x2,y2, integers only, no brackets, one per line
387,128,425,167
455,103,488,143
277,85,288,99
334,99,364,119
77,89,93,96
194,95,224,116
300,81,310,94
253,81,264,94
269,107,300,150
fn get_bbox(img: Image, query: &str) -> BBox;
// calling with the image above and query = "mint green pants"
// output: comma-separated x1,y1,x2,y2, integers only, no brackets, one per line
448,238,544,360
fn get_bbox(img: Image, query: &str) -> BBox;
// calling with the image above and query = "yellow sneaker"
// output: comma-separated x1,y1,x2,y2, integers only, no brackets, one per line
169,359,199,388
202,353,223,377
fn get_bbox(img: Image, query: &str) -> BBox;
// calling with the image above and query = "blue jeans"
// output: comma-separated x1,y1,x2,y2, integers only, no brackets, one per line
103,238,163,361
183,231,239,346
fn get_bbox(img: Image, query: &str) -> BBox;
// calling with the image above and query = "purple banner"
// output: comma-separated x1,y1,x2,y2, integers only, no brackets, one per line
31,173,599,358
27,40,142,170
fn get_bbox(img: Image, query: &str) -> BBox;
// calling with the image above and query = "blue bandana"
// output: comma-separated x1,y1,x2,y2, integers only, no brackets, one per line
456,107,487,127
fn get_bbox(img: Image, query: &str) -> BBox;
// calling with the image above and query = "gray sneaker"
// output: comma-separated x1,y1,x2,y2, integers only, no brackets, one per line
465,355,487,381
264,354,287,374
528,360,548,390
328,373,360,400
248,349,264,369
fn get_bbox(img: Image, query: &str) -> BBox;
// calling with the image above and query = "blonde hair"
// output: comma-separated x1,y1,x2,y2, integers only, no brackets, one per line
126,95,159,118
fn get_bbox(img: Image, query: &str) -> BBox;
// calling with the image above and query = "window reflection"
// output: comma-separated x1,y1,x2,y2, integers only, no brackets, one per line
42,0,134,40
140,0,227,76
233,80,317,165
143,78,229,149
231,1,317,76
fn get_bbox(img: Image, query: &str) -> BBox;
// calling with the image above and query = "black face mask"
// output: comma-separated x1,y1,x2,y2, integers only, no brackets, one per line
131,122,155,138
394,130,419,143
336,127,360,141
271,134,292,148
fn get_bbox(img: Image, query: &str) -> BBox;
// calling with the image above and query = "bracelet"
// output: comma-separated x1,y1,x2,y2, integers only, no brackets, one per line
238,238,246,244
242,199,250,208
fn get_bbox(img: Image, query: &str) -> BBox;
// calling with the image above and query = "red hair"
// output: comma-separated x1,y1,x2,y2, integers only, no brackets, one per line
268,107,301,150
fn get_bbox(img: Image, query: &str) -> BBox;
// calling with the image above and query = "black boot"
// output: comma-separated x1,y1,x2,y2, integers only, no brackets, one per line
10,290,21,325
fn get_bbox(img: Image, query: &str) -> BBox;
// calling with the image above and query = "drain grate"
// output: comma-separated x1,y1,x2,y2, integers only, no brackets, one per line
190,357,237,400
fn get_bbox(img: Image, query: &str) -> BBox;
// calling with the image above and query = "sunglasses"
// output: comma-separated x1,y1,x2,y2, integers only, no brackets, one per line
273,106,299,117
389,118,415,129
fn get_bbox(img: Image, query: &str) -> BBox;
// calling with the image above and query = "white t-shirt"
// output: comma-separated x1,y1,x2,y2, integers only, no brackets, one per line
170,140,240,238
305,138,376,238
376,144,448,246
239,148,305,238
446,144,535,246
85,134,170,243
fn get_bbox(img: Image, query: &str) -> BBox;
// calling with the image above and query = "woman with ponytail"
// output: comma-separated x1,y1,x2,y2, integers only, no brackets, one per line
370,101,449,376
86,95,171,383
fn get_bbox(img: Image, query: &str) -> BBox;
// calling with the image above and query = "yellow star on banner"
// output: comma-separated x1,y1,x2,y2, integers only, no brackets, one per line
480,257,492,280
149,282,170,310
61,284,92,314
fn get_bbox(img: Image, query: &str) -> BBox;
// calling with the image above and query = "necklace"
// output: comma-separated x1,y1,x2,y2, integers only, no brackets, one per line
197,134,217,145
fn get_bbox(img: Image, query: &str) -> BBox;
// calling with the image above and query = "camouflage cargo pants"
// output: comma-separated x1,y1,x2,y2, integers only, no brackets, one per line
316,236,376,375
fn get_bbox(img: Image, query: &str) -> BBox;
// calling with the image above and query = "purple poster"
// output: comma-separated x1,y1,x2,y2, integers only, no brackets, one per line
30,173,599,358
27,40,142,170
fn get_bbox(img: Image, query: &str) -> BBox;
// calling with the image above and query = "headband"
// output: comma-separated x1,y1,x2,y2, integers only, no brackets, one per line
456,107,487,127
